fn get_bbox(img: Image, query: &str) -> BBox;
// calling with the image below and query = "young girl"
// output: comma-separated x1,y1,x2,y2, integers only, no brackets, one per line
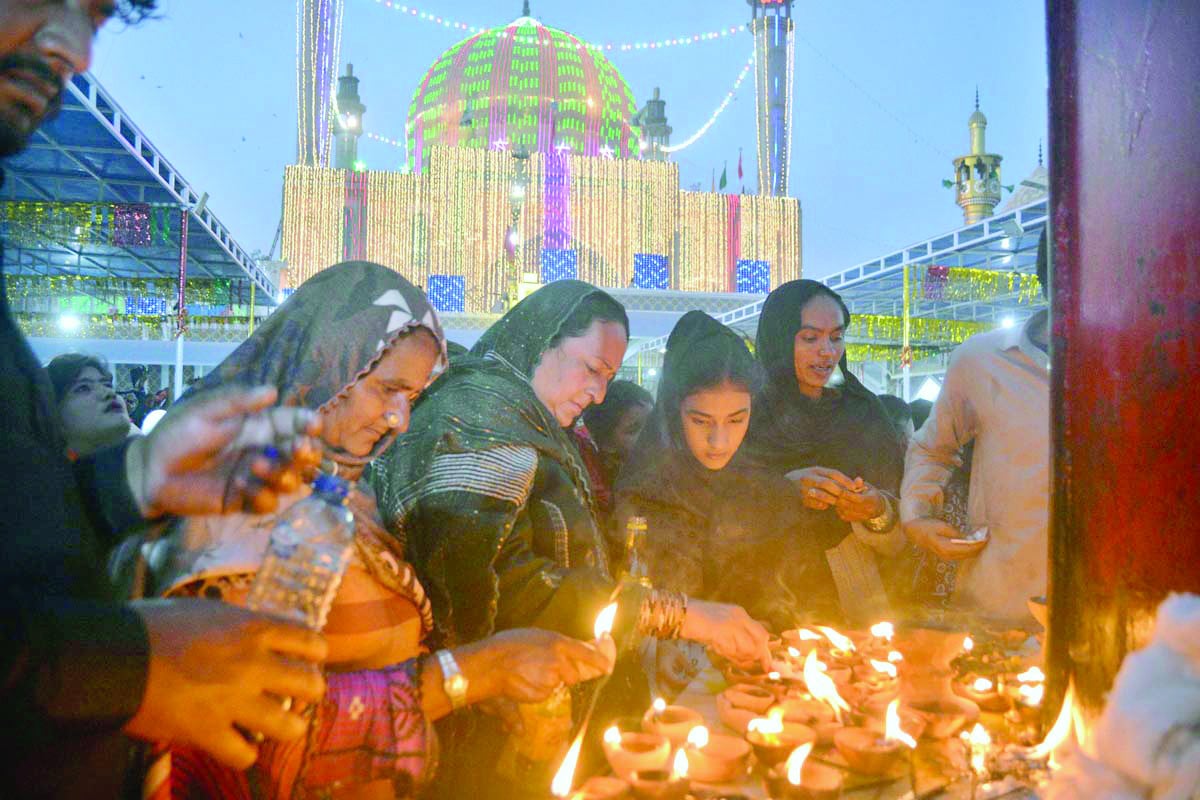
614,311,838,633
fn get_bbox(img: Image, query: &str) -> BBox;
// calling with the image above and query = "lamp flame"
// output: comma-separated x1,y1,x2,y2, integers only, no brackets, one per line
870,659,898,678
550,732,584,797
870,621,895,641
963,635,974,652
884,699,917,748
816,626,855,652
1029,681,1076,760
594,602,618,639
672,748,689,779
748,707,785,737
1018,683,1045,706
768,671,782,681
788,646,802,659
652,697,667,714
803,650,850,721
888,650,903,663
603,726,621,747
686,725,709,749
963,723,991,774
797,628,823,641
972,677,995,692
1017,666,1046,684
786,742,815,786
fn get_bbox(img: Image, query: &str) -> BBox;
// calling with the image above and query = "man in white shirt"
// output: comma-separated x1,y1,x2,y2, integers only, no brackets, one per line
901,232,1050,624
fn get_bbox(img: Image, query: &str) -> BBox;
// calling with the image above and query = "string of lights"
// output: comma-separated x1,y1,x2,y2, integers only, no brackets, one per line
661,50,754,154
359,0,746,53
282,153,801,310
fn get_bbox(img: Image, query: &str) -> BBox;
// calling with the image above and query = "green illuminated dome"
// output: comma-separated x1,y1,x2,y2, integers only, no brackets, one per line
406,12,642,170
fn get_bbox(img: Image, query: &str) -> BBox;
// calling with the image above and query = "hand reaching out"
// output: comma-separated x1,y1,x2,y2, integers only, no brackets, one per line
125,386,323,518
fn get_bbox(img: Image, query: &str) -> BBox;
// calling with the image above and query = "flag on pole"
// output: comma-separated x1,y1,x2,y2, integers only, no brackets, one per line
711,169,716,193
737,148,744,181
719,162,728,191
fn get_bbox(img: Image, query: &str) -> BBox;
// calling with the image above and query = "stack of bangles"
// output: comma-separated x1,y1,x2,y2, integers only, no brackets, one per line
637,589,687,639
863,493,899,533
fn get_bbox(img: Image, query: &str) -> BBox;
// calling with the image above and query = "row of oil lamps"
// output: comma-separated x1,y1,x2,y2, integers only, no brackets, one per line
550,614,1054,799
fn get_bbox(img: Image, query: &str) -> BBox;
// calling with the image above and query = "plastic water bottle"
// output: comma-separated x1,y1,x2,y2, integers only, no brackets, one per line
246,474,356,631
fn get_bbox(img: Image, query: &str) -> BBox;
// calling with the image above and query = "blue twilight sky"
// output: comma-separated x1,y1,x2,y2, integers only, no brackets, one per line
89,0,1047,279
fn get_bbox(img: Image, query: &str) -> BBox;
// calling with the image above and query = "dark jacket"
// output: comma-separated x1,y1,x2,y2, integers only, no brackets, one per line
0,235,150,799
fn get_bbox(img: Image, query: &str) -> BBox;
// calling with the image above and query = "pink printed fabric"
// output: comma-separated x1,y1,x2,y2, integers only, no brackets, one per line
169,661,431,799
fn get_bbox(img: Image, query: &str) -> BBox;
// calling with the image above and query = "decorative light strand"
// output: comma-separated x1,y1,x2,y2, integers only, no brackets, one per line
360,0,745,52
282,154,800,310
662,50,754,154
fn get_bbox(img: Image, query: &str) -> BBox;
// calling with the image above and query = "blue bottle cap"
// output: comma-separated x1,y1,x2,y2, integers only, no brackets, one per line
312,473,350,499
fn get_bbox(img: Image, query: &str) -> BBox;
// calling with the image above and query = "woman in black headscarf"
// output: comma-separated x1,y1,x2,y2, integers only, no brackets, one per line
616,311,838,631
740,280,907,625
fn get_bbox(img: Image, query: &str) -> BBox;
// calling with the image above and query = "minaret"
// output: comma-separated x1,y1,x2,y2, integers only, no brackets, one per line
332,63,366,170
952,90,1003,224
636,88,672,161
747,0,795,196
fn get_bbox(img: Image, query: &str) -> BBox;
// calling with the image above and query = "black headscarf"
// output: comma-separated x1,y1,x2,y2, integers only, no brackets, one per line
741,279,905,550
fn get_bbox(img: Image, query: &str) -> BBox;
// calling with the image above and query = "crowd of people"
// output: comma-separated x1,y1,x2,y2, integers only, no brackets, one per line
0,2,1051,798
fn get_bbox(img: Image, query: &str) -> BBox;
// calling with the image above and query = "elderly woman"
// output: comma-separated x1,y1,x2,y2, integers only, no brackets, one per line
373,281,771,798
45,353,137,458
134,263,611,799
740,279,908,626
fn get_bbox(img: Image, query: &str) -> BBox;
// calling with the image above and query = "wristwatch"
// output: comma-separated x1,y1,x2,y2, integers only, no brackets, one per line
435,649,469,710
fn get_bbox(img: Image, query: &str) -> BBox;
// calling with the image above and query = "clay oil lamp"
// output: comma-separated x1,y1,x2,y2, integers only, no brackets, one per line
722,683,777,715
856,694,927,742
781,627,824,657
745,707,817,768
682,724,751,784
954,676,1011,712
763,743,844,800
570,776,629,800
716,691,760,734
602,725,671,782
816,626,858,666
1006,666,1046,722
642,699,704,748
909,696,979,740
852,658,899,695
833,699,916,776
629,749,689,800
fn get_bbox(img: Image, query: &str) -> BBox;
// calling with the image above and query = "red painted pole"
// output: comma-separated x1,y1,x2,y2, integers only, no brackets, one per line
1046,0,1200,718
